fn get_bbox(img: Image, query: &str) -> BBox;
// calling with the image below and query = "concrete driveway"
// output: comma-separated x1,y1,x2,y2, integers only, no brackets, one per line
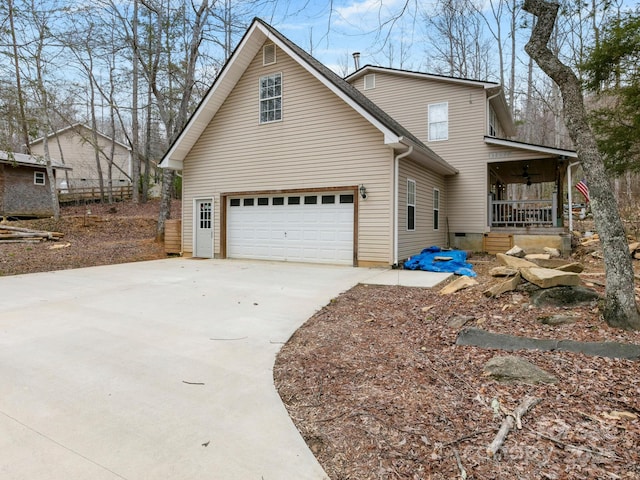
0,258,449,479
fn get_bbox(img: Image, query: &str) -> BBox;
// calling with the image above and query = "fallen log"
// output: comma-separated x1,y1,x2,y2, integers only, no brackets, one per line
487,396,540,458
0,224,64,240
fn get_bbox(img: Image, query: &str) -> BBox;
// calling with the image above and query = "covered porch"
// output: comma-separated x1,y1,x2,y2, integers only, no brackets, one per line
484,138,578,254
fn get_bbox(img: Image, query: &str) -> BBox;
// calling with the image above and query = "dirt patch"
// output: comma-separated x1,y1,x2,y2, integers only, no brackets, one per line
274,254,640,480
0,199,180,276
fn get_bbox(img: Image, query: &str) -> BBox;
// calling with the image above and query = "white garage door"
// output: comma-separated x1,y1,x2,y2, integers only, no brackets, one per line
227,192,354,265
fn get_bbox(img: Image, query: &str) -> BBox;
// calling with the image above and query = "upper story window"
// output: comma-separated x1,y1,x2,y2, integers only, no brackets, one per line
488,106,503,137
428,102,448,141
364,74,375,90
34,171,45,185
259,73,282,123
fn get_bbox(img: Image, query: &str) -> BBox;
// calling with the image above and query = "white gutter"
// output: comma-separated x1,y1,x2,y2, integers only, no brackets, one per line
394,146,413,266
567,161,581,232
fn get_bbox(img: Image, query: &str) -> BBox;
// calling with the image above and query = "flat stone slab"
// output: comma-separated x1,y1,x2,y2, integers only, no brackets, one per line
439,275,478,295
490,266,519,277
554,262,584,273
520,266,581,288
456,327,640,360
496,253,537,269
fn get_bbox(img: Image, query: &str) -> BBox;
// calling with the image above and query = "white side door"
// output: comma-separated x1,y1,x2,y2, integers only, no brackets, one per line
194,199,213,258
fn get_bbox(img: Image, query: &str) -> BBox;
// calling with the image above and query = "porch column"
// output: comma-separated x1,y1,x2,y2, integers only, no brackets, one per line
552,189,558,226
487,193,493,228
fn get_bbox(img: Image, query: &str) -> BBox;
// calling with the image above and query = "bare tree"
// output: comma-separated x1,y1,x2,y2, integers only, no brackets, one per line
6,0,31,153
422,0,495,80
523,0,640,330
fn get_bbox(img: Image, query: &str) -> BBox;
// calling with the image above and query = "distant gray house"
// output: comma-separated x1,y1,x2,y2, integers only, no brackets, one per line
31,124,132,189
0,151,71,218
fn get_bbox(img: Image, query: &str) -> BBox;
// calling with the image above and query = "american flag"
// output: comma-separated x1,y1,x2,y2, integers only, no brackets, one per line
576,179,590,203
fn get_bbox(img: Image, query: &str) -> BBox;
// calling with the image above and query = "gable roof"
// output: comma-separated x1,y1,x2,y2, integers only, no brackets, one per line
347,65,516,137
160,18,457,176
0,150,71,170
31,123,131,152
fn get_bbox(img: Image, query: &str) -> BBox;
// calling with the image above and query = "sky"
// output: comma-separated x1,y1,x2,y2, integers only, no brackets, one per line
253,0,429,75
249,0,639,80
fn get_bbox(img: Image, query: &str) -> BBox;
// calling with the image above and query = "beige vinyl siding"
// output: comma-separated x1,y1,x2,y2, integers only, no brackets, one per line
487,144,558,163
182,43,394,264
352,72,491,234
31,128,131,189
397,158,447,260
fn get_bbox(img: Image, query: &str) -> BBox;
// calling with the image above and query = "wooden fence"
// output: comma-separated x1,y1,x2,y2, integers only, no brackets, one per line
57,185,133,204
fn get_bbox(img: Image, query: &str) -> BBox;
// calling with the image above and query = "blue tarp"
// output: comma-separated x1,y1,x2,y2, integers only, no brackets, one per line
403,246,476,277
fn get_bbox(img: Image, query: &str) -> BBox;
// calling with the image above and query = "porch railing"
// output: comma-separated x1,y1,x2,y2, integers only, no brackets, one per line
488,195,558,228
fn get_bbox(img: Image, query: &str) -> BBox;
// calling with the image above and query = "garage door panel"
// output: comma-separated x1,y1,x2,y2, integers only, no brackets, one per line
227,192,354,265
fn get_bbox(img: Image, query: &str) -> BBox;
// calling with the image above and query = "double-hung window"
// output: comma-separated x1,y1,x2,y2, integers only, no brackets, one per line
428,102,448,141
407,179,416,231
433,188,440,230
259,73,282,123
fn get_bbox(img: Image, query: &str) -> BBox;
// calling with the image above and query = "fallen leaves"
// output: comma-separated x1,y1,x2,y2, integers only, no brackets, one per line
274,257,640,480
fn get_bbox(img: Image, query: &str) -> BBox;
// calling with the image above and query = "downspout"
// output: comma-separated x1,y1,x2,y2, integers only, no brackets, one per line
394,145,413,266
567,160,581,232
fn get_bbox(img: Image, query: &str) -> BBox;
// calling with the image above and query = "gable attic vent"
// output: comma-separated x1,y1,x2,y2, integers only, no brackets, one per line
364,74,375,90
263,44,276,65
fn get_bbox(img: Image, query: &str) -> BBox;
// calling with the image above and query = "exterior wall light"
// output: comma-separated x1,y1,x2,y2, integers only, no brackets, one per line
359,184,367,199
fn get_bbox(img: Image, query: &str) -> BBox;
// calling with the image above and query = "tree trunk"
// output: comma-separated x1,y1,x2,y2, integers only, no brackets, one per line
156,168,174,241
523,0,640,330
131,0,140,204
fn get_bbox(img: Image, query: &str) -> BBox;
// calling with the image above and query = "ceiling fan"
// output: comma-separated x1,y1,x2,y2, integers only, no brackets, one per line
512,165,540,185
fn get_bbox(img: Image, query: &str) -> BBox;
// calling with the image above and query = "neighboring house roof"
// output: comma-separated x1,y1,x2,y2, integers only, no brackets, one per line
347,65,516,138
0,150,71,170
484,136,578,158
160,18,458,176
31,123,132,152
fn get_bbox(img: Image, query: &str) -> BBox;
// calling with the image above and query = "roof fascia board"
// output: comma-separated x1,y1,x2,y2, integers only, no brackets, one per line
347,66,498,88
485,136,578,158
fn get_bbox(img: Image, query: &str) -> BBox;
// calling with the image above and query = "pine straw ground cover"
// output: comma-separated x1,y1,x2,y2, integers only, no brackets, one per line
274,258,640,480
0,199,179,276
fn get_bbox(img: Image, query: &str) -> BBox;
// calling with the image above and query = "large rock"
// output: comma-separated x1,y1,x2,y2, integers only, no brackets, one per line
484,355,557,384
530,285,601,307
496,253,537,269
543,247,561,257
538,314,579,326
483,273,521,298
520,266,580,288
505,245,526,258
529,257,573,269
525,253,551,261
439,275,478,295
489,266,519,277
